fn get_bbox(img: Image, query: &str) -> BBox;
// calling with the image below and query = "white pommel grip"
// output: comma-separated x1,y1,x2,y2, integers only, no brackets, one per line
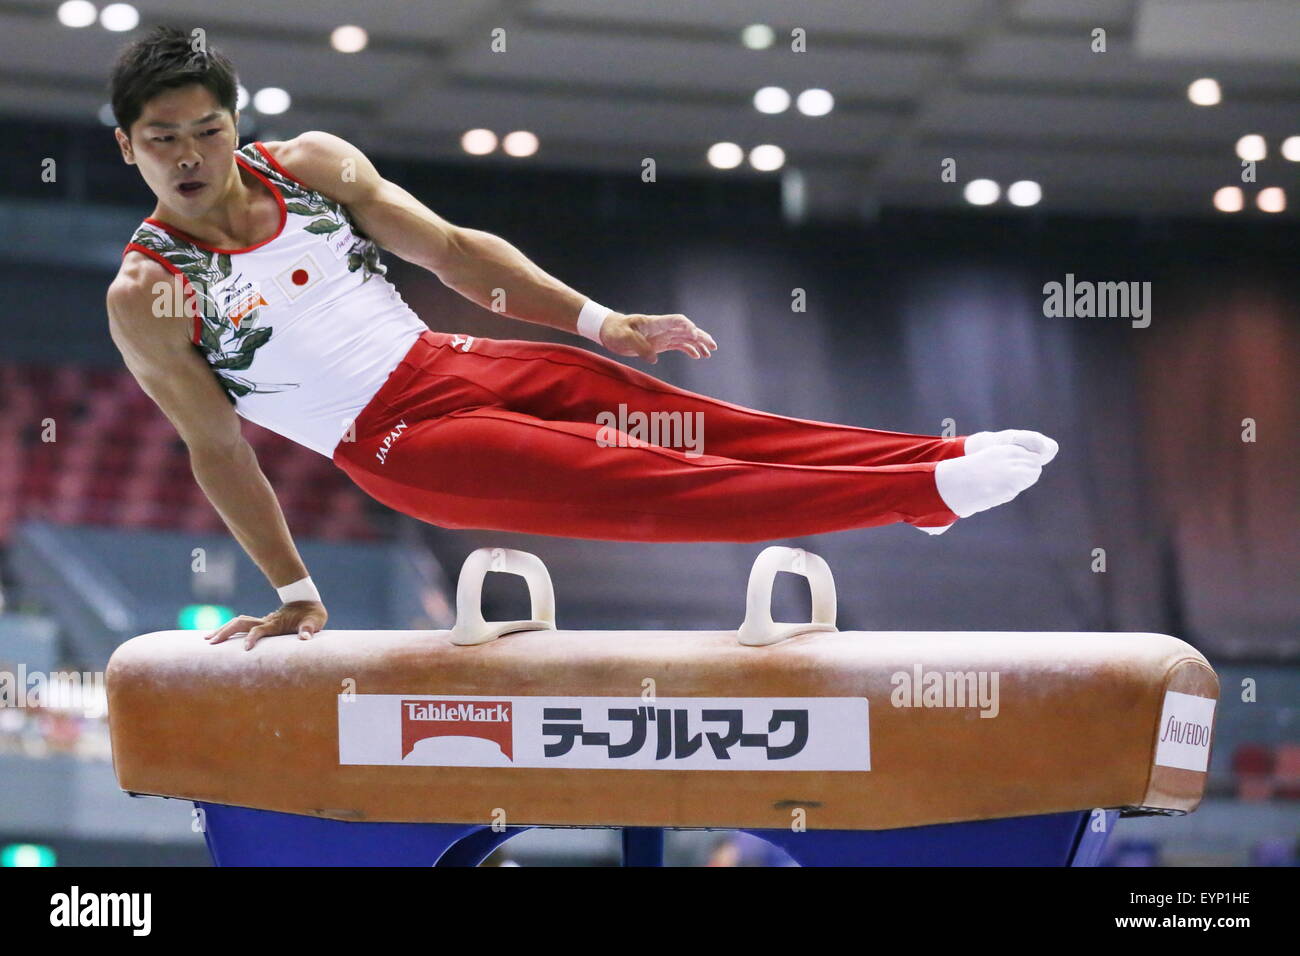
737,546,838,646
448,547,557,646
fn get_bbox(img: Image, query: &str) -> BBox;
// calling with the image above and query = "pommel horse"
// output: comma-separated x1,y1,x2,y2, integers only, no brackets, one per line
106,546,1218,866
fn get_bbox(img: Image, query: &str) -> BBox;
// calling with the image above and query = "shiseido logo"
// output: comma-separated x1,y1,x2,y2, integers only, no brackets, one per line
375,420,408,465
1159,715,1210,748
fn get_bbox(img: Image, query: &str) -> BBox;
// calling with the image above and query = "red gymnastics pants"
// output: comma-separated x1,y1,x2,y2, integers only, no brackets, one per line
332,330,967,542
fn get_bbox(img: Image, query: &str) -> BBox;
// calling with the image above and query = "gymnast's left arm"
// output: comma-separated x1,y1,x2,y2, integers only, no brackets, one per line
265,131,717,364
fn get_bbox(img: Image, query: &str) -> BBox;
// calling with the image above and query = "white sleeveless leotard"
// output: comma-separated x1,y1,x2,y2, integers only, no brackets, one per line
123,141,426,457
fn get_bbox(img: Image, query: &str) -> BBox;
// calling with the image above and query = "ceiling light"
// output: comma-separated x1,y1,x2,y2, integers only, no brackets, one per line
741,25,775,50
99,3,138,32
754,87,790,114
707,142,744,169
1187,78,1221,106
502,131,538,157
1256,187,1286,213
1212,186,1243,212
252,87,291,115
1235,134,1266,162
796,89,834,117
1007,180,1042,207
331,26,368,53
749,144,785,172
461,129,497,155
964,179,1000,205
57,1,97,28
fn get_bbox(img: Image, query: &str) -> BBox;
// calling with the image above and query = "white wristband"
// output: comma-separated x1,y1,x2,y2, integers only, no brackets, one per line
277,575,321,604
576,300,611,343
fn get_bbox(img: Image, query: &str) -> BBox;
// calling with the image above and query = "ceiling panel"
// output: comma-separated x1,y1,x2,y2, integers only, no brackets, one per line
104,0,487,41
445,29,945,99
0,11,140,81
967,34,1300,92
888,144,1240,190
530,0,992,40
876,179,1233,215
382,85,898,152
0,13,429,97
214,37,431,103
353,131,749,179
1135,0,1300,64
920,90,1300,143
1013,0,1138,29
0,82,100,120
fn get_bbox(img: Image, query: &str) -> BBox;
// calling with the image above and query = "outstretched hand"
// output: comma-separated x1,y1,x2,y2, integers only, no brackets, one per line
203,600,328,650
599,312,717,364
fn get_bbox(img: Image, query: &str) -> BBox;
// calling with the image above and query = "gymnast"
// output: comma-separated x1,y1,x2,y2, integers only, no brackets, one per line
104,28,1057,648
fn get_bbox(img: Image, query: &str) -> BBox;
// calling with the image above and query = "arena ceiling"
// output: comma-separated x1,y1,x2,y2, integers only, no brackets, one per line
2,0,1297,219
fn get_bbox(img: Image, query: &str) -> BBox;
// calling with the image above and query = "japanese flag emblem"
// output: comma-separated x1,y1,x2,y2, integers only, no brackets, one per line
275,252,324,301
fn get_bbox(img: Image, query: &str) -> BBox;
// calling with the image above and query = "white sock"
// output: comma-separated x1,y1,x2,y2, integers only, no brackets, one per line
933,445,1044,518
964,429,1059,465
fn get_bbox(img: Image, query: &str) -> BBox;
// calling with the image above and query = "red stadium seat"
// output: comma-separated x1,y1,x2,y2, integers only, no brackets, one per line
1232,743,1275,801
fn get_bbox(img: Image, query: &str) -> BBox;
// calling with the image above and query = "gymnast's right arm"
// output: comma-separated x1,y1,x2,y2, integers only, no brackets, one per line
106,255,327,649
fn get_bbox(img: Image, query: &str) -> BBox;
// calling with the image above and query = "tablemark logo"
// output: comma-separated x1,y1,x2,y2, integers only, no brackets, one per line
401,698,514,760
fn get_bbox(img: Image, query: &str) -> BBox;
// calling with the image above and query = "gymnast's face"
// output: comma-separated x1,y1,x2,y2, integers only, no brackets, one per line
115,83,240,218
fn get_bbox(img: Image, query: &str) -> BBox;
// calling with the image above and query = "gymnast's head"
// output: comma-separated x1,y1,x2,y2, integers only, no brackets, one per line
108,25,241,213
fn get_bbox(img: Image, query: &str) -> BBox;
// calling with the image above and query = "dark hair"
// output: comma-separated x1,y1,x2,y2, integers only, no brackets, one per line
109,25,239,137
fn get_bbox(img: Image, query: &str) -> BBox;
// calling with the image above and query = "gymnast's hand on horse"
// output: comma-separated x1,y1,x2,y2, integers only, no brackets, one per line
203,600,329,651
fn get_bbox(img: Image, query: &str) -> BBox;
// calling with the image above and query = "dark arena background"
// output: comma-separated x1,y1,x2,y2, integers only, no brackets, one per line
0,0,1295,890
